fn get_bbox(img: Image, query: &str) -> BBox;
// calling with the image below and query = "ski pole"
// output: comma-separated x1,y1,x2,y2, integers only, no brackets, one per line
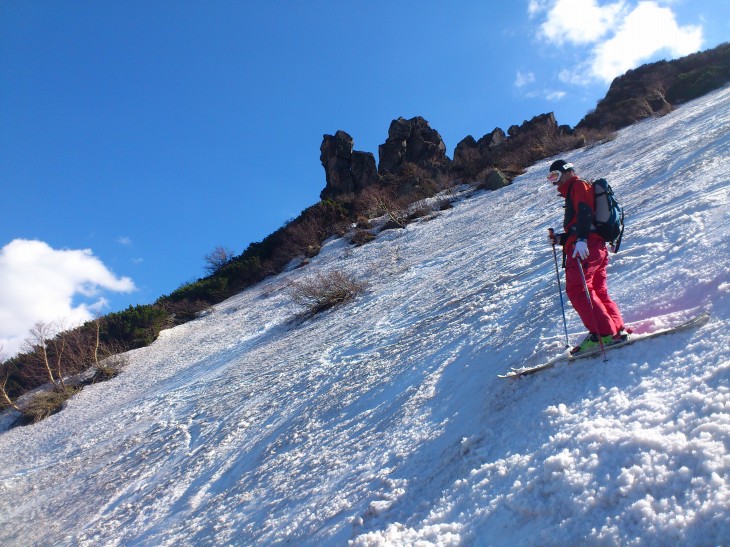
548,229,570,347
575,256,608,362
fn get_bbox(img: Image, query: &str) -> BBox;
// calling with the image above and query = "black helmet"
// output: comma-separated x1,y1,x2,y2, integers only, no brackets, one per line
549,159,574,173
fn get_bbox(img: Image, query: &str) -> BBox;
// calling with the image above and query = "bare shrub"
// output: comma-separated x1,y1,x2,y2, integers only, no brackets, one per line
91,353,129,383
21,385,80,423
204,245,235,275
354,186,408,226
159,298,210,323
0,347,20,412
355,216,371,229
433,171,458,196
20,321,59,387
575,126,617,147
350,230,376,246
290,271,367,317
407,203,434,222
294,215,325,249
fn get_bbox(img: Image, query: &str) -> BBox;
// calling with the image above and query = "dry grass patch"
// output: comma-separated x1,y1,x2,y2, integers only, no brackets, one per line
21,386,80,424
290,271,367,317
350,230,376,246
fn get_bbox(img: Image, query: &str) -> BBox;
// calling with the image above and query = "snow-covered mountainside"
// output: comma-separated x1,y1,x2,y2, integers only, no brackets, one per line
1,87,729,546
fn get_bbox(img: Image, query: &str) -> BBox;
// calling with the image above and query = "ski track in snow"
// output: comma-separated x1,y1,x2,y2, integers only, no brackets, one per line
1,87,729,546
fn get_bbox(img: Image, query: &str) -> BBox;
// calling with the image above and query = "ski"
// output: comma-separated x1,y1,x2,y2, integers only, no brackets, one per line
499,311,710,379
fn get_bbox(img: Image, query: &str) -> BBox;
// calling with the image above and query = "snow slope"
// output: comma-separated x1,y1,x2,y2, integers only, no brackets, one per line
1,87,729,546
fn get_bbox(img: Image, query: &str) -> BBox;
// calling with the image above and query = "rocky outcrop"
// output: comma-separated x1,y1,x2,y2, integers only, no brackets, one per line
452,128,506,181
378,116,450,175
453,113,576,182
507,112,564,138
320,131,379,199
578,42,730,131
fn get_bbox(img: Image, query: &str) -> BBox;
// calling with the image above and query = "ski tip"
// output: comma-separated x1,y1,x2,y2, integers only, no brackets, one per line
498,367,534,378
696,310,712,323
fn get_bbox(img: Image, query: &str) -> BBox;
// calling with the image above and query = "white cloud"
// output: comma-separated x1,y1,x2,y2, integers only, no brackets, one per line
534,0,704,84
515,70,536,88
0,239,136,357
540,0,627,46
528,0,551,18
546,90,567,100
116,236,133,246
559,67,594,86
589,1,703,82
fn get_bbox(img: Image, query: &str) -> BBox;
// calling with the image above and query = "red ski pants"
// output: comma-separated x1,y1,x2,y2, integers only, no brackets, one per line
565,239,624,336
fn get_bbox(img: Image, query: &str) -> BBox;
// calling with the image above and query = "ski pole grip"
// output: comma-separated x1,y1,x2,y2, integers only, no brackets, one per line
548,228,555,245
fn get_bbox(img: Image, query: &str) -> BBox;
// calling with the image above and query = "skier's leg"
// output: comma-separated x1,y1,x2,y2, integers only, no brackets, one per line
591,248,624,332
565,242,618,336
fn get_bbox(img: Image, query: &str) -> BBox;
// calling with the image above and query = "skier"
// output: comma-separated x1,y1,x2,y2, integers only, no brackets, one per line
547,159,628,353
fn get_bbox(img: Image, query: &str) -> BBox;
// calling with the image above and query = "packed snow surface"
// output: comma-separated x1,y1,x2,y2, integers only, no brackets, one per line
1,87,729,546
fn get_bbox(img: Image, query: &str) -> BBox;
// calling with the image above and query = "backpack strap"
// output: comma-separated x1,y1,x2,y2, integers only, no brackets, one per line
613,208,625,252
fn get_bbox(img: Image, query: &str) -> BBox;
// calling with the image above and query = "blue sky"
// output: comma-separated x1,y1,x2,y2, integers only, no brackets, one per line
1,0,728,355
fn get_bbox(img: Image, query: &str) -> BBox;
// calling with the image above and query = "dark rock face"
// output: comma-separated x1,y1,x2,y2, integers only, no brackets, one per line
508,112,560,138
453,113,572,182
350,151,378,192
452,127,506,179
378,116,450,175
320,131,379,199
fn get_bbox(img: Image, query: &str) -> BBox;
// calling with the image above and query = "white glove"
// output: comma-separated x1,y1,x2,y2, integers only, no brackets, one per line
572,239,589,260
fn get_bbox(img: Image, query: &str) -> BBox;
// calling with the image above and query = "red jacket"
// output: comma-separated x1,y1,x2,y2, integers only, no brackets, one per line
558,174,601,248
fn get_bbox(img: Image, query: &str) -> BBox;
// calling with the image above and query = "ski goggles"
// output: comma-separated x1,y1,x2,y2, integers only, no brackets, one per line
546,162,573,184
547,170,562,183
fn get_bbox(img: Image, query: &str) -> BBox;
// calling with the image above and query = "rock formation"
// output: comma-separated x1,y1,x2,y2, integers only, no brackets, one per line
452,127,506,181
378,116,450,175
319,131,379,199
